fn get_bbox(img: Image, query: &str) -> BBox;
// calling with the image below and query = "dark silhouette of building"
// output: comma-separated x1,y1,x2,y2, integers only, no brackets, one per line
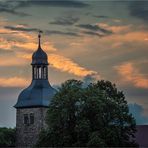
14,32,56,147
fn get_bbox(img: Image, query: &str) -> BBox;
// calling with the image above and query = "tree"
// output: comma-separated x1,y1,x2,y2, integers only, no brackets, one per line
0,127,16,147
37,79,138,147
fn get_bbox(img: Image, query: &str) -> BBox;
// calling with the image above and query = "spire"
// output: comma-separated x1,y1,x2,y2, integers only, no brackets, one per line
38,30,43,49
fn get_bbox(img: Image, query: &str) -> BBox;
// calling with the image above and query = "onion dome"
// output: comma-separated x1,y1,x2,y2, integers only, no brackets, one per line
31,33,48,65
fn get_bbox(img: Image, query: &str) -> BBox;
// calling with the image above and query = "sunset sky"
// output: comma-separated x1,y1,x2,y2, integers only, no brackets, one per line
0,0,148,127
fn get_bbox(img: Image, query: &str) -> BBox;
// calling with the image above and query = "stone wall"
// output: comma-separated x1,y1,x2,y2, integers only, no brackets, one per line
16,107,48,147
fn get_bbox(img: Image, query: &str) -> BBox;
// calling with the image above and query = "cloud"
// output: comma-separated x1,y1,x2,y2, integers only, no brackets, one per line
82,74,100,87
0,1,30,17
0,56,28,66
0,48,14,54
5,25,80,37
50,16,79,25
49,54,99,77
98,23,131,34
15,0,88,8
115,62,148,89
129,1,148,23
0,35,57,53
5,25,39,32
82,31,103,37
20,53,99,77
46,30,80,37
0,27,34,41
0,36,57,67
129,103,148,125
0,77,30,87
76,24,112,35
93,15,109,19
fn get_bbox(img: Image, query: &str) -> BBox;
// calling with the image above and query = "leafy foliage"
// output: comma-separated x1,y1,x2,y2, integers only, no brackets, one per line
37,80,138,147
0,127,16,147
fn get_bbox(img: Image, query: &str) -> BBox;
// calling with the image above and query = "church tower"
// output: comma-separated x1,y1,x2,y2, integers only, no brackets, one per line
14,32,56,147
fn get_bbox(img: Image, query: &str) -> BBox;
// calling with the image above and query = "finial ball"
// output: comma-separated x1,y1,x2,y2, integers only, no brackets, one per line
38,30,43,38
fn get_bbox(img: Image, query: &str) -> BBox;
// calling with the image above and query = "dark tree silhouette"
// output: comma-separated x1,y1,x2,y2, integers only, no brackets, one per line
37,79,138,147
0,127,15,147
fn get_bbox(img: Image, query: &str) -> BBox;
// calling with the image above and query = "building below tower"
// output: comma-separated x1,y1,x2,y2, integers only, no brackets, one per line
16,108,48,146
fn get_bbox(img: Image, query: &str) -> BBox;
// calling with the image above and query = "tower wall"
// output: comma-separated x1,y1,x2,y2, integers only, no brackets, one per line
16,107,48,147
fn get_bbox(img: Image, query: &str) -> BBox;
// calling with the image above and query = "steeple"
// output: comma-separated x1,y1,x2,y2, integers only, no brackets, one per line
14,33,56,108
14,32,57,147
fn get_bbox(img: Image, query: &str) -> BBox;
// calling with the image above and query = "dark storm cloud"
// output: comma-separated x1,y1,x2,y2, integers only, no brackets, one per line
93,15,109,19
83,31,103,37
5,25,80,37
0,7,30,16
0,1,30,17
76,24,113,35
46,30,80,37
15,0,88,8
129,1,148,23
5,25,39,32
129,103,148,125
50,16,79,26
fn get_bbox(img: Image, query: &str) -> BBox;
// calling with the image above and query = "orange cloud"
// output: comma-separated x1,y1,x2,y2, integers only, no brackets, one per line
0,27,35,41
18,53,99,77
0,77,30,87
0,36,56,52
98,23,131,33
115,62,148,89
48,54,98,77
0,56,28,66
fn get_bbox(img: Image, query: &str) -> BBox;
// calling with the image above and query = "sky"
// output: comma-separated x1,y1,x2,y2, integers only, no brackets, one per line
0,0,148,127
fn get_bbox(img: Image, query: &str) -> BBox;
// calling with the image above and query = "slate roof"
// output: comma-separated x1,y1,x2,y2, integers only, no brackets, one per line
14,80,56,108
32,47,48,65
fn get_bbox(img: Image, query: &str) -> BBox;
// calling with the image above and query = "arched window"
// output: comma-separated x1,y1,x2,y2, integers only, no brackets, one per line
43,67,47,79
23,113,34,125
24,114,29,125
39,67,41,79
30,113,34,124
33,67,37,79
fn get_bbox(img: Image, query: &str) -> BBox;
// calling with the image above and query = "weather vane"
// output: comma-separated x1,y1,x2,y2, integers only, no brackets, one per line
38,30,43,48
38,30,43,38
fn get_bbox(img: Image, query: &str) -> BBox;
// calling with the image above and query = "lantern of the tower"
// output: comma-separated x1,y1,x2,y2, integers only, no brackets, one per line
32,33,48,80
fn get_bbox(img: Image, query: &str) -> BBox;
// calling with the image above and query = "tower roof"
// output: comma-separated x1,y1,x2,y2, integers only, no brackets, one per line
14,32,56,108
32,31,48,65
14,80,56,108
